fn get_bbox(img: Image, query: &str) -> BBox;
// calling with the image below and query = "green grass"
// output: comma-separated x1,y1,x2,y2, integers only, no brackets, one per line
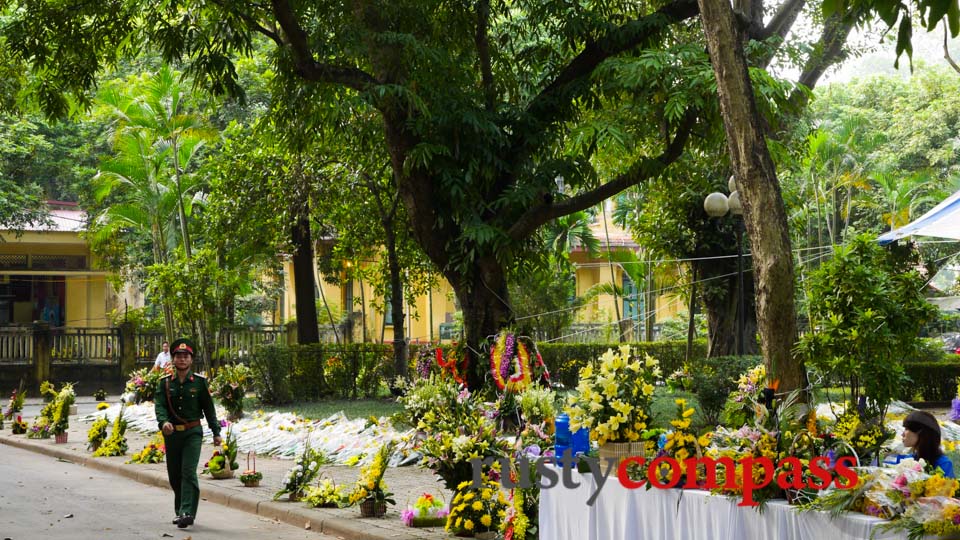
244,397,402,420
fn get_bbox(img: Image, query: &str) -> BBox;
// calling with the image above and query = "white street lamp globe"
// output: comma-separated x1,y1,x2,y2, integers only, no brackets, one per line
728,175,738,193
704,192,729,217
728,190,743,215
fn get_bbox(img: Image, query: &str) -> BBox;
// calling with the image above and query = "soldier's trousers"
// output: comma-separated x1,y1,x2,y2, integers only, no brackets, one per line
163,427,203,517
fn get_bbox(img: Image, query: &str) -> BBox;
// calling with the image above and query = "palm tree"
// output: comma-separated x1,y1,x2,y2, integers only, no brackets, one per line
91,129,179,338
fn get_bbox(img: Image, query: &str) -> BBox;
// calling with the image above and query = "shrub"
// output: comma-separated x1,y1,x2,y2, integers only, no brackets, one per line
249,344,294,405
687,355,762,426
535,340,707,388
898,362,960,401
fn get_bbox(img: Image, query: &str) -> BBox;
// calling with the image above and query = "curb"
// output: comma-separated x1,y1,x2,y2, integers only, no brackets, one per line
0,434,427,540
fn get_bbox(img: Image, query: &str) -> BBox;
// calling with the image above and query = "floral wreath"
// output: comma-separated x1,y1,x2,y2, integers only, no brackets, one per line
436,345,468,386
490,332,549,393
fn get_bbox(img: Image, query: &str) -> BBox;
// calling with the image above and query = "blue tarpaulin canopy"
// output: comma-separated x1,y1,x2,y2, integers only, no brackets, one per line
877,189,960,244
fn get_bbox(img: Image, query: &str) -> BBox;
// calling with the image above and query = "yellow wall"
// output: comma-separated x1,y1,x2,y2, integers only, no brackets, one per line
0,231,116,329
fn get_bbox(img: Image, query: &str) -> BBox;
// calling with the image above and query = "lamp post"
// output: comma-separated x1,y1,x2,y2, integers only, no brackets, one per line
703,176,746,356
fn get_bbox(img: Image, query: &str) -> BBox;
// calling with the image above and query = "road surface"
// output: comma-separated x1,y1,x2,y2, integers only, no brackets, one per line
0,443,328,540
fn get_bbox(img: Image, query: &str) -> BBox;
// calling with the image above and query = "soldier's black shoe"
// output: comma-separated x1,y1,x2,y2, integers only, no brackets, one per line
172,517,180,524
177,515,194,528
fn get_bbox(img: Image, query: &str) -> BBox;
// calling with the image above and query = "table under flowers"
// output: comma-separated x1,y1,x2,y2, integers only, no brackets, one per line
539,469,908,540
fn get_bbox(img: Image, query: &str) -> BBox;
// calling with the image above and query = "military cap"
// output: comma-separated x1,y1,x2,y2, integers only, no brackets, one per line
170,338,196,357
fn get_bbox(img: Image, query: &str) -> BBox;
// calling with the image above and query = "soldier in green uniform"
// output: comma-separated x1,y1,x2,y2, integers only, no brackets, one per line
154,337,221,529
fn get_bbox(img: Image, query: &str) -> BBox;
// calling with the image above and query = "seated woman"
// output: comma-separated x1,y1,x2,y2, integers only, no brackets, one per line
902,410,955,479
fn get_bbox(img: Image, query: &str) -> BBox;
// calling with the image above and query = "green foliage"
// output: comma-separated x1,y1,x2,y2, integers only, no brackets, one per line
686,355,762,426
535,340,706,389
210,363,253,420
247,344,294,405
898,362,960,401
796,233,938,419
247,343,394,404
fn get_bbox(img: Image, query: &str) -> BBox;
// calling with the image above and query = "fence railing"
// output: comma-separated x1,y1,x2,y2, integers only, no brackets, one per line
135,331,167,365
0,326,32,364
217,325,288,359
51,327,120,365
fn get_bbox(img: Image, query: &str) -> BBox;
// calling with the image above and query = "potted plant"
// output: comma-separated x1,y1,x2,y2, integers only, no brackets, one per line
87,417,109,451
209,363,252,422
304,476,343,507
347,442,396,517
11,415,27,435
127,433,166,463
3,381,26,420
564,346,660,467
93,388,107,401
274,439,327,501
401,493,448,528
51,383,76,443
203,428,239,479
239,451,262,487
445,478,508,538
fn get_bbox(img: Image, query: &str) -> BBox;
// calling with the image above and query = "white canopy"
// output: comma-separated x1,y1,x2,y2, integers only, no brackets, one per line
878,188,960,244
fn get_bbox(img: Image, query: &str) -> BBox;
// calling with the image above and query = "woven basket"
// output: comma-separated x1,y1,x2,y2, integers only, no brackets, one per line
598,441,645,467
241,451,260,487
360,499,386,517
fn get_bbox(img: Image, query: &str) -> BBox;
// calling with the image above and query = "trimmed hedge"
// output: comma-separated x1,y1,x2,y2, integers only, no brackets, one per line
535,340,708,388
898,362,960,402
249,343,394,403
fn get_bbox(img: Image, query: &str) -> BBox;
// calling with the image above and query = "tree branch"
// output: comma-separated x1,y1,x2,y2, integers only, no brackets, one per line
476,0,495,111
210,0,283,46
270,0,378,90
506,109,697,241
945,22,960,74
513,0,699,151
788,10,859,108
757,0,807,42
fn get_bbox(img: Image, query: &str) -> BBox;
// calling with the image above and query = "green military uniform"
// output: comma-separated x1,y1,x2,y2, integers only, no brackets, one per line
154,339,220,523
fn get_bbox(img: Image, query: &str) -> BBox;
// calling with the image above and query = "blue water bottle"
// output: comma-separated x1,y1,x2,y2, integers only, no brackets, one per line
571,427,590,456
555,413,571,458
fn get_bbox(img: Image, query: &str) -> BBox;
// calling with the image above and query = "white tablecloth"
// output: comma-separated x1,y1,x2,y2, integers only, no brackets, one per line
539,470,906,540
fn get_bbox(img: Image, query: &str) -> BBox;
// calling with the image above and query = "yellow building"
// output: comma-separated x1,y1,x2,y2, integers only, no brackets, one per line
278,215,683,343
570,217,683,340
0,202,130,328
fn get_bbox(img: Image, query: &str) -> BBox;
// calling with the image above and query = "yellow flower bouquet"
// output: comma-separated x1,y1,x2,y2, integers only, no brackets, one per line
446,479,508,536
564,346,661,445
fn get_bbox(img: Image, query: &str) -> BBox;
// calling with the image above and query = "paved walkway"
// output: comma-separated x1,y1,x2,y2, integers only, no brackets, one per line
1,396,454,540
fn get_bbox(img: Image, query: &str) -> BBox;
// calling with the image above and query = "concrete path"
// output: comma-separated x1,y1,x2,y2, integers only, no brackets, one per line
1,396,453,540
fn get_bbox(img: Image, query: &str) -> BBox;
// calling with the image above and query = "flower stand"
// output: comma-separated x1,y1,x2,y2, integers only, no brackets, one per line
55,432,68,444
360,499,387,517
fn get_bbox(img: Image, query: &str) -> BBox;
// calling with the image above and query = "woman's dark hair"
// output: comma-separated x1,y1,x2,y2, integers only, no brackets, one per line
904,411,943,463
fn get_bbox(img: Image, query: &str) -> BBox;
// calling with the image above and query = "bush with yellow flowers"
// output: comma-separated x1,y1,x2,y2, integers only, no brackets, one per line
128,432,166,464
446,479,508,536
564,346,661,445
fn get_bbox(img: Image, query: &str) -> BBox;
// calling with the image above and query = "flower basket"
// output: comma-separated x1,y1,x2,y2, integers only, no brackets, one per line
598,441,644,468
55,432,68,444
289,490,305,502
360,498,387,518
311,473,341,507
211,467,235,479
240,452,261,487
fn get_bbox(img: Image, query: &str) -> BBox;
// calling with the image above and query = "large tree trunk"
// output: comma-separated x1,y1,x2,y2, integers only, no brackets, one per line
698,259,759,357
291,213,320,344
697,0,805,393
448,257,511,391
384,224,408,379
